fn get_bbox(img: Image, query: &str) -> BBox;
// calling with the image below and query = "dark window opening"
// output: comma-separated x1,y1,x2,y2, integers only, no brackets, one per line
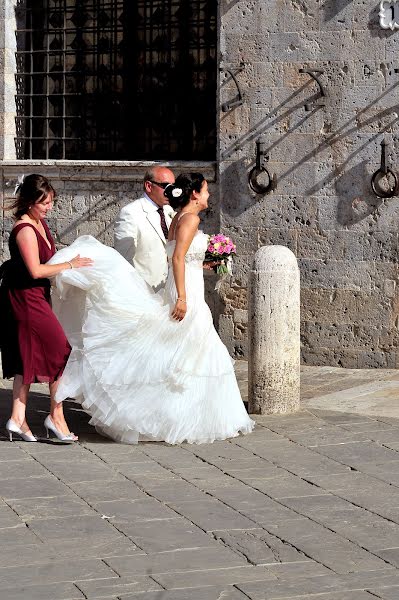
15,0,217,160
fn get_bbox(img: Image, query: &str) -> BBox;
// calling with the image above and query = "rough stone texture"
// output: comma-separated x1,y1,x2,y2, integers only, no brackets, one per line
248,245,300,414
219,0,399,366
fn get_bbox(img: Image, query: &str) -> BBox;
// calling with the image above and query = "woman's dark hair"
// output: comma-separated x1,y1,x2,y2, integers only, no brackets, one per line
164,172,205,210
10,174,56,219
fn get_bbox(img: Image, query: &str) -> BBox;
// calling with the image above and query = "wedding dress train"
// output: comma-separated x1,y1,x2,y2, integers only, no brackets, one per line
49,232,254,444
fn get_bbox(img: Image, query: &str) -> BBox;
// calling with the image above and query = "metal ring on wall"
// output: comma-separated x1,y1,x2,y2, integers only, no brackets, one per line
248,166,277,195
371,168,398,198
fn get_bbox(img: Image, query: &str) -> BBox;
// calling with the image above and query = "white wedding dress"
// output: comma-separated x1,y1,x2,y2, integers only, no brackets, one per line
49,232,254,444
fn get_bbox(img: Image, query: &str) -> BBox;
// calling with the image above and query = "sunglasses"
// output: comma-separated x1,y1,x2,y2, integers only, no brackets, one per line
148,180,173,190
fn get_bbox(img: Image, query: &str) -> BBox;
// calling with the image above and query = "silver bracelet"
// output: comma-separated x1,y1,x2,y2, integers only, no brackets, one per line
67,261,73,269
177,298,187,304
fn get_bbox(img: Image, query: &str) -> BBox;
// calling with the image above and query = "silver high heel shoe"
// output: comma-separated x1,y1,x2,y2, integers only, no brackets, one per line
44,415,77,442
6,419,37,442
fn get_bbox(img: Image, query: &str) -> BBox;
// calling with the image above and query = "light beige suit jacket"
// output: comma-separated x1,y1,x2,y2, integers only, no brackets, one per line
114,196,175,292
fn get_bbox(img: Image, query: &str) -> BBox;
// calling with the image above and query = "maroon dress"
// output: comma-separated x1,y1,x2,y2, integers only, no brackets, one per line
0,220,71,384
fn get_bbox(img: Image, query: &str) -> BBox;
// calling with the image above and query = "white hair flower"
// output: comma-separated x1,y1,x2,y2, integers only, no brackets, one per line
172,187,183,198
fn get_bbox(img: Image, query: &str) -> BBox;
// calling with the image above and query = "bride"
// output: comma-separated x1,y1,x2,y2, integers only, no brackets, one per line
49,173,254,444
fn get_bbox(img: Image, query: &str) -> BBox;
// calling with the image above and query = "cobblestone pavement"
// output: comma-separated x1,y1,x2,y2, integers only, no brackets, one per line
1,363,399,599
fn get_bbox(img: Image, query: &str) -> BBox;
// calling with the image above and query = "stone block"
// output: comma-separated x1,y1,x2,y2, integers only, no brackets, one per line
0,582,84,600
0,557,116,589
76,576,161,598
107,546,246,577
299,258,375,292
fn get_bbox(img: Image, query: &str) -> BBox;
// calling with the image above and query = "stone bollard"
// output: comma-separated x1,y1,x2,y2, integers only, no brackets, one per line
248,245,300,414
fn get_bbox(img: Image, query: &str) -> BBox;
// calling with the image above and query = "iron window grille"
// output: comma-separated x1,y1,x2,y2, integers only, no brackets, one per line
15,0,217,160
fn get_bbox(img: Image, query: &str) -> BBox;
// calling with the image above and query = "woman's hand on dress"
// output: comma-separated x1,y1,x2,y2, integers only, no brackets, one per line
69,254,94,269
171,298,187,321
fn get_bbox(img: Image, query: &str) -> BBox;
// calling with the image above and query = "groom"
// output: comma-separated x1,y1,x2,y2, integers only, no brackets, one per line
114,166,175,292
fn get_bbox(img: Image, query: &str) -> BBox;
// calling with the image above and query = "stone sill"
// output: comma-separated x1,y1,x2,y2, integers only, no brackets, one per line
0,160,217,182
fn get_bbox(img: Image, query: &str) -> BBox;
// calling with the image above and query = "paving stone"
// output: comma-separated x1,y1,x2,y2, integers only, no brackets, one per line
286,428,370,446
119,587,248,600
240,497,308,525
48,537,142,560
339,421,399,433
145,480,209,503
0,543,57,568
0,459,49,479
125,517,216,552
261,519,389,573
0,503,23,528
152,565,277,590
174,464,231,481
168,498,257,531
0,524,41,546
41,460,118,483
250,592,382,600
234,429,285,444
106,547,247,576
70,478,146,503
1,475,75,500
121,473,181,488
264,560,332,580
305,472,380,492
0,582,84,600
313,442,399,468
214,529,307,564
249,474,328,498
279,494,357,515
376,548,399,568
188,441,259,461
84,446,154,464
205,482,279,510
115,461,178,480
246,445,351,477
223,464,289,481
8,494,95,521
236,574,377,599
206,457,273,473
75,575,162,598
27,514,123,542
369,586,399,599
312,509,399,551
0,558,116,588
94,498,177,524
0,446,33,462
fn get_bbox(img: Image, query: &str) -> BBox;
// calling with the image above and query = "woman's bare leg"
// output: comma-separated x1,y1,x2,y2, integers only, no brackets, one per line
49,379,78,439
10,375,34,435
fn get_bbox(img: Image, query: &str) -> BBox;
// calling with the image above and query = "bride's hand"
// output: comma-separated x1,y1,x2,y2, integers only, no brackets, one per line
203,260,221,271
171,298,187,321
69,254,94,269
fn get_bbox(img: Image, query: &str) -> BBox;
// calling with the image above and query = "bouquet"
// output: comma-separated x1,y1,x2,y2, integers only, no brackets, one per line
204,234,236,275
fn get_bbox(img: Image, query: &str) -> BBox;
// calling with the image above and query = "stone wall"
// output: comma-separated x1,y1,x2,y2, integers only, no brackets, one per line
218,0,399,367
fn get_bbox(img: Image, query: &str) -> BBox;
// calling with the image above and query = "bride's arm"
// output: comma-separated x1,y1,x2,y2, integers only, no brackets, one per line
171,214,200,321
16,228,93,279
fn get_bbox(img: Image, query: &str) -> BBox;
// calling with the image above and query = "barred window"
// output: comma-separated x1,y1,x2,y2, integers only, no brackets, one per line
15,1,217,160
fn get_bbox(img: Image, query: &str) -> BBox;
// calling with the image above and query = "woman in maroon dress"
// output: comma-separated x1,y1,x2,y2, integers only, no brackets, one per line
0,174,92,442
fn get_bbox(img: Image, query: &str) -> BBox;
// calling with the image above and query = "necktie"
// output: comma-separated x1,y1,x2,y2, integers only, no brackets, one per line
157,207,168,240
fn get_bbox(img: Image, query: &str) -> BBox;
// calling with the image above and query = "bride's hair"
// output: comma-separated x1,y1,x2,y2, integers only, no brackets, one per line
164,173,205,210
10,174,56,219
